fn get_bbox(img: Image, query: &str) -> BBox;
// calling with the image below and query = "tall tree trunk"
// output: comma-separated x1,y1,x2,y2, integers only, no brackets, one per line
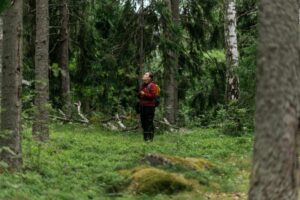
163,0,179,124
224,0,239,102
59,0,71,117
0,16,3,128
0,0,23,171
32,0,49,141
171,0,179,123
248,0,299,199
138,0,144,86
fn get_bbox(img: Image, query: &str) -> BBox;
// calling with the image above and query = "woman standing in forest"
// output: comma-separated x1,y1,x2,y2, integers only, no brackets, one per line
138,72,157,142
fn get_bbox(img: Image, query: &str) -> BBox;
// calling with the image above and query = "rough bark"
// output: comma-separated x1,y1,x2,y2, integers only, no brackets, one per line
163,0,179,125
248,0,299,199
0,0,23,171
32,0,49,141
224,0,239,102
0,17,3,128
59,0,71,117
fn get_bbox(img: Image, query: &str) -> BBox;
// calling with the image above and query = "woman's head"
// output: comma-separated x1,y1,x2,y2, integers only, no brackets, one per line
142,72,153,83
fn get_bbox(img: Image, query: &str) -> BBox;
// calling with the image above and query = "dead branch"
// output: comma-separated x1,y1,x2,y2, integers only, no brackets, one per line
122,125,140,132
154,118,179,130
74,101,89,123
115,114,126,129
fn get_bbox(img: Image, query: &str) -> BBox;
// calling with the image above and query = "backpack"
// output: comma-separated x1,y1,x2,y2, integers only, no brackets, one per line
148,83,161,107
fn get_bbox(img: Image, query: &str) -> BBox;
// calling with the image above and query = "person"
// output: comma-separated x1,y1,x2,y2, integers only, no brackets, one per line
138,72,157,142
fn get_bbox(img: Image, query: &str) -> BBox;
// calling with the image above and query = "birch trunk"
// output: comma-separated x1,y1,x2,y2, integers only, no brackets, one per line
224,0,239,101
248,0,300,199
32,0,49,141
0,0,23,171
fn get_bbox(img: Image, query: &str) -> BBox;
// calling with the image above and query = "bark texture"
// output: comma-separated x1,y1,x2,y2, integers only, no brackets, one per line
32,0,49,141
59,0,71,117
0,0,23,171
224,0,239,101
163,0,179,124
249,0,300,199
0,17,3,128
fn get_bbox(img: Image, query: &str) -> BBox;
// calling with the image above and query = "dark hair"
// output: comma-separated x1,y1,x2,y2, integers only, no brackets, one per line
146,72,153,80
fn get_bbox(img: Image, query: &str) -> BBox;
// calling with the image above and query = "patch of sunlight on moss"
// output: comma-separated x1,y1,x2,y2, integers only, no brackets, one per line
164,154,213,171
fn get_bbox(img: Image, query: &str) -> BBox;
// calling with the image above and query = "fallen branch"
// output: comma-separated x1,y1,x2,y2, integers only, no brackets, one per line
50,115,89,124
74,101,89,124
122,125,140,132
58,109,67,120
100,117,115,123
154,118,179,131
103,122,118,131
51,105,89,124
115,114,126,129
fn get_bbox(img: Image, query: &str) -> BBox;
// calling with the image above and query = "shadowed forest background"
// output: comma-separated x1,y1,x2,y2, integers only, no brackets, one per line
21,0,257,129
0,0,299,199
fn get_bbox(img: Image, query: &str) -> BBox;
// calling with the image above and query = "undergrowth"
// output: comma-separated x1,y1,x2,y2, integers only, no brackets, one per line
0,123,252,200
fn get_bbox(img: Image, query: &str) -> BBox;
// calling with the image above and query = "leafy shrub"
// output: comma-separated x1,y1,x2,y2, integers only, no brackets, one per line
215,101,252,136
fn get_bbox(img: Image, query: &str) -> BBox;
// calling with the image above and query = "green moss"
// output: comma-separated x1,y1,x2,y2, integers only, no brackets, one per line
0,124,252,199
121,166,196,195
159,154,213,171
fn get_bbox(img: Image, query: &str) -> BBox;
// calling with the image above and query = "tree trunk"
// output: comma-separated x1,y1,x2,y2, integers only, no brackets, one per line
138,0,145,86
248,0,299,199
163,0,179,125
0,0,23,171
59,0,71,117
0,16,3,128
224,0,239,102
32,0,49,141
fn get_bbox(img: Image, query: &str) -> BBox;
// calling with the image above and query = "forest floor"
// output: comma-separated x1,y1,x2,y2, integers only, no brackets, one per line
0,124,252,200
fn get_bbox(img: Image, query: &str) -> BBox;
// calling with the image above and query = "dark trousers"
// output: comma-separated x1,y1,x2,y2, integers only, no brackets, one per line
140,106,155,141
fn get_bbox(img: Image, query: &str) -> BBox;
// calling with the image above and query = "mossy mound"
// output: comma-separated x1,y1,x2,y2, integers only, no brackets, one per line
141,154,213,171
119,166,197,195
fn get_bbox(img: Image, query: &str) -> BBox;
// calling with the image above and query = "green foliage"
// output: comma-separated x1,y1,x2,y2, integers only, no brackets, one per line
0,0,10,14
237,0,257,108
21,0,258,130
215,101,252,136
70,0,142,112
179,49,226,127
179,0,257,129
0,124,252,199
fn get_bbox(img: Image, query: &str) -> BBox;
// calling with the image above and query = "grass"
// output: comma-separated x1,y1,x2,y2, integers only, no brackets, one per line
0,123,253,200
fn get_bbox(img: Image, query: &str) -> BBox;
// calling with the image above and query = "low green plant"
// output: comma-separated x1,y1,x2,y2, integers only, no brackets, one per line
0,124,252,199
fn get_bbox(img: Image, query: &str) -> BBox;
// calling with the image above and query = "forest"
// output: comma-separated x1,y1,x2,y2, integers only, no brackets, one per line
0,0,299,199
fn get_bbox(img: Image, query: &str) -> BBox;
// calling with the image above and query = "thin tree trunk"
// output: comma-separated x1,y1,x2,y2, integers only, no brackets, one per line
224,0,239,102
163,0,179,125
138,0,144,86
171,0,179,124
248,0,299,199
59,0,71,117
32,0,49,141
0,16,3,129
0,0,23,171
297,0,300,187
